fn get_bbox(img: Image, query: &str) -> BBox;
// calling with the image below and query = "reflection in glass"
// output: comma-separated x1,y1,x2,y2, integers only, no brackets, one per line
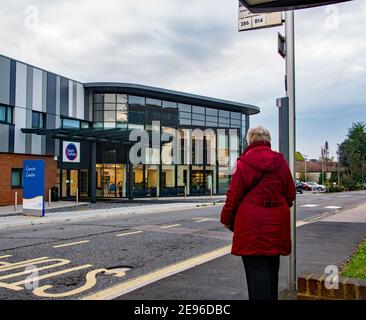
161,165,176,196
177,166,190,195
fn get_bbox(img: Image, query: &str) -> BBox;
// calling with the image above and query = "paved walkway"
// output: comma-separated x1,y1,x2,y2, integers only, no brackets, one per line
115,203,366,300
0,201,89,217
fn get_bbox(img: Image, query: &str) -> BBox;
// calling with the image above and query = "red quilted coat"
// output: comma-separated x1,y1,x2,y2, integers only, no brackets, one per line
220,141,296,257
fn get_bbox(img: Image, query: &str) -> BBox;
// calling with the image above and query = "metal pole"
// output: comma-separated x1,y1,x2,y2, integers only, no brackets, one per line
76,188,79,204
49,189,51,207
304,158,307,182
14,191,18,211
337,144,340,186
285,10,297,293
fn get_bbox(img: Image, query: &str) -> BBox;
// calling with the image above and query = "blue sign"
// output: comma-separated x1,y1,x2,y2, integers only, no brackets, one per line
65,143,78,161
23,160,45,217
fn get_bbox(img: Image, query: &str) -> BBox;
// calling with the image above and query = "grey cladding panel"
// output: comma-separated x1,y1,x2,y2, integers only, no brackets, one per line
60,77,69,116
47,73,57,115
0,124,9,152
0,56,10,105
26,66,33,109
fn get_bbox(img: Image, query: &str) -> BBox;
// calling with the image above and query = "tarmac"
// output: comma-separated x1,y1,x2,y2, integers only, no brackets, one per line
115,204,366,300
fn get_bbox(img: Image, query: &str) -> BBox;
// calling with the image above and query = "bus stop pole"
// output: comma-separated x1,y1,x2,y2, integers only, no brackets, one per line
285,10,297,293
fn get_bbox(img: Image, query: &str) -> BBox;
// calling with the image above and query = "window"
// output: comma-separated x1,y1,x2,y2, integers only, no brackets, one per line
104,94,116,104
32,111,45,129
192,106,205,114
129,96,145,105
0,105,13,124
81,121,90,129
206,108,218,117
162,101,177,109
146,98,161,107
178,103,191,113
11,169,23,189
62,118,80,129
117,94,128,104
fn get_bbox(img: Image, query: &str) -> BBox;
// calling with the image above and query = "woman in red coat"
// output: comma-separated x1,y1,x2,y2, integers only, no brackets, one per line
220,125,296,301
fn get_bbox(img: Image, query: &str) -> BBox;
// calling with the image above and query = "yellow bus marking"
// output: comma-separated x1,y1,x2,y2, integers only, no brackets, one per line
53,240,90,248
82,245,231,300
0,255,12,259
0,257,49,272
12,264,93,286
33,268,129,298
116,231,143,237
0,259,71,281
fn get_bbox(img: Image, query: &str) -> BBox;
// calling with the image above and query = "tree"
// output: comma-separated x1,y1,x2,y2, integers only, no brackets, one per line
296,151,304,161
320,141,333,185
339,122,366,187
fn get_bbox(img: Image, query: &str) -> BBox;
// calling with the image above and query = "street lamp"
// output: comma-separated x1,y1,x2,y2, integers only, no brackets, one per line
239,0,352,13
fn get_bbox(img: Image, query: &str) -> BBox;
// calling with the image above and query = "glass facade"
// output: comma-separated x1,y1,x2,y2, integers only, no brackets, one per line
59,91,249,200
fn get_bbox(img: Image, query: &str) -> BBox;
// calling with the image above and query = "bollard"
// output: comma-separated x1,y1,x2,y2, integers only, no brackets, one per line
156,188,159,200
76,188,79,204
14,192,18,211
210,187,213,198
48,189,51,208
184,184,187,199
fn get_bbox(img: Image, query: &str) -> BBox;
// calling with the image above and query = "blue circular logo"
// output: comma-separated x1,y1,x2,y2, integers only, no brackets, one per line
65,143,78,161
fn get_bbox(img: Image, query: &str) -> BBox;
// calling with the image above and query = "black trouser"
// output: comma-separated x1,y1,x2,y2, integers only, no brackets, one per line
242,255,280,301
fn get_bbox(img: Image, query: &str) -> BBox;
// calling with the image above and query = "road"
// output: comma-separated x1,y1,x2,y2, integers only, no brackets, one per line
0,190,365,300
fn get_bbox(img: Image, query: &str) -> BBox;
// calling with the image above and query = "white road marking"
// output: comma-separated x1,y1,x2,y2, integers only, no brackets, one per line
324,206,342,210
194,218,213,223
161,224,181,229
301,204,319,208
116,231,143,237
53,240,90,248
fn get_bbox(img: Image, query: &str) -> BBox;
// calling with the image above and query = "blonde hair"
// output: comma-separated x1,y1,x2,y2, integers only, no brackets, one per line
247,125,271,145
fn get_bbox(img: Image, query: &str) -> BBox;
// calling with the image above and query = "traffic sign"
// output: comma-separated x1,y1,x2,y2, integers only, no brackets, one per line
238,2,283,32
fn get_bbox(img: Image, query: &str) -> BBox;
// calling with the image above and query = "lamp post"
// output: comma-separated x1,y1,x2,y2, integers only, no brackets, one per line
238,0,353,295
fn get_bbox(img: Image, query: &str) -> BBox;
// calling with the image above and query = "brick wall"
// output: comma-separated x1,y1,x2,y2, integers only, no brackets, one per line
0,153,57,206
298,273,366,300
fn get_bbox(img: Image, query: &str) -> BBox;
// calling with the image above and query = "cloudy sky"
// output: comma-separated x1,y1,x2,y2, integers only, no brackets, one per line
0,0,365,159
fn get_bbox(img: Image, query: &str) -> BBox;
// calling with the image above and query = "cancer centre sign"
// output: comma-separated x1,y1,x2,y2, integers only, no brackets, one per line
23,160,45,217
63,141,80,163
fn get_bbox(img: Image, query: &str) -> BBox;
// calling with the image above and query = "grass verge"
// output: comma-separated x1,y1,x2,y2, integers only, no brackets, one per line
341,239,366,280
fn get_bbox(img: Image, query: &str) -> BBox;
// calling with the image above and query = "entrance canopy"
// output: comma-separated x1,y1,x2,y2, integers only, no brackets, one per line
21,128,134,144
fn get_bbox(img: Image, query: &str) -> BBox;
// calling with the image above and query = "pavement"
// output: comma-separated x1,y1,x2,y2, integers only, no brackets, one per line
0,201,90,217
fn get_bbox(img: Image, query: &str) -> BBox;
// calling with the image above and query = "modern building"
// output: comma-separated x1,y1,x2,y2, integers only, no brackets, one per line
0,54,260,206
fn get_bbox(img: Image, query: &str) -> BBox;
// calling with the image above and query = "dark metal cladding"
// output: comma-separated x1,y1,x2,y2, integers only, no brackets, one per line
239,0,352,13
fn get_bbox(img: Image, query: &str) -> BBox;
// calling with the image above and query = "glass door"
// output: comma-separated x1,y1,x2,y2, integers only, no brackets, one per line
62,169,79,199
69,170,79,197
191,166,204,195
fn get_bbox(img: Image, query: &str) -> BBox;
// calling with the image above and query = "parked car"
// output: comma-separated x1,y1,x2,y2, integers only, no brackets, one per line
296,179,303,194
301,182,312,191
306,182,323,191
